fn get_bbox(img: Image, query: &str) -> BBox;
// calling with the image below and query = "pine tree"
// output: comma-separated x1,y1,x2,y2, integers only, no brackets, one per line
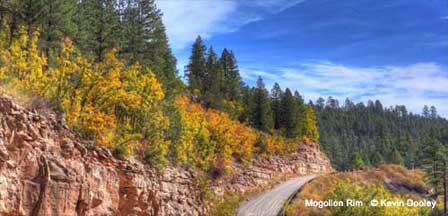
40,0,77,60
421,139,447,202
422,105,430,118
390,148,404,165
140,0,180,95
270,83,283,130
430,106,438,118
220,48,241,102
294,90,305,136
280,88,300,138
316,97,325,110
203,46,224,109
371,152,384,167
251,77,273,132
185,36,207,97
349,152,365,170
76,0,120,61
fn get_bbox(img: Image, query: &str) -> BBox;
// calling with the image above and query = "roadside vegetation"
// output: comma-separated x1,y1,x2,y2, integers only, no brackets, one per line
285,165,444,216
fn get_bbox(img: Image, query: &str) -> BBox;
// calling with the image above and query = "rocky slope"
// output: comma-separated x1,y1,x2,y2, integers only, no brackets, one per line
0,95,332,215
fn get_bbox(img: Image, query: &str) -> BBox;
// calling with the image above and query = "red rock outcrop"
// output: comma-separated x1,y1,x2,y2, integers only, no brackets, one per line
0,95,203,216
0,95,333,215
211,142,334,196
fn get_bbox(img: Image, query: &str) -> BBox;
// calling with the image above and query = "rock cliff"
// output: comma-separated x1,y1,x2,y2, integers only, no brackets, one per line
0,95,332,215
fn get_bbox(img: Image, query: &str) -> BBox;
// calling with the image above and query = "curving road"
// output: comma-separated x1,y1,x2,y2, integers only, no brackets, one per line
237,175,314,216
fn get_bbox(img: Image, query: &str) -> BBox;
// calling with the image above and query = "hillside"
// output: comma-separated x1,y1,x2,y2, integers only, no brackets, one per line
314,99,448,170
0,1,447,215
0,93,332,215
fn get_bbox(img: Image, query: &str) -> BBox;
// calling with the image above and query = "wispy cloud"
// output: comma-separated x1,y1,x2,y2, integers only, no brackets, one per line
242,62,448,117
156,0,307,50
156,0,237,50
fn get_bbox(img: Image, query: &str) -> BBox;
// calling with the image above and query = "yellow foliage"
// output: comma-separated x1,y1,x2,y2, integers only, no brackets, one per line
175,96,257,170
0,27,301,170
0,29,168,160
0,27,47,93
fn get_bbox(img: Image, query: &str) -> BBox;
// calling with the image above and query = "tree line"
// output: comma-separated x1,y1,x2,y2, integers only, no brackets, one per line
185,36,319,143
0,0,182,95
314,97,448,211
0,1,319,175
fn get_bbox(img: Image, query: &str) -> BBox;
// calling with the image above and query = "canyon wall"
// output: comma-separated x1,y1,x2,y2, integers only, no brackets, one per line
0,95,332,216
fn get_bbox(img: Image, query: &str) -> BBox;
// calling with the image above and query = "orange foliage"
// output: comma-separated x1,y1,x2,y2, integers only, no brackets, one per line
175,96,257,170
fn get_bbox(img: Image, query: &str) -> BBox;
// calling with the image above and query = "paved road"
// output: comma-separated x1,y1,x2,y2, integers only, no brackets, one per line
236,175,314,216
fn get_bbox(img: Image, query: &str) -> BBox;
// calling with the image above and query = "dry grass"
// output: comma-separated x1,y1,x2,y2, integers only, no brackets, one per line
0,84,50,112
285,164,428,216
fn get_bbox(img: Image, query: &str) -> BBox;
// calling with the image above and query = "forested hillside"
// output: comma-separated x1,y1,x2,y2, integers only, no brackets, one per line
313,97,448,171
0,0,446,175
0,0,319,175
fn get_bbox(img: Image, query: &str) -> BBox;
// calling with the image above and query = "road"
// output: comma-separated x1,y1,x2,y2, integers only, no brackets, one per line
236,175,314,216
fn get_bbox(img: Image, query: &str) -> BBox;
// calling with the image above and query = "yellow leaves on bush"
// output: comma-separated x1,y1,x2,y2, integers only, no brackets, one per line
0,27,47,93
175,96,211,167
303,105,319,142
175,96,257,170
0,29,168,159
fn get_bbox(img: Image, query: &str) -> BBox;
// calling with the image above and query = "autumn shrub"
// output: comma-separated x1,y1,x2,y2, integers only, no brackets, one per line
285,165,432,216
329,180,430,216
0,27,304,171
0,28,169,161
174,96,257,171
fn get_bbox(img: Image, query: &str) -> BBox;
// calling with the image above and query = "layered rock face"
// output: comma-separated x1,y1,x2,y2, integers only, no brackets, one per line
0,95,203,216
212,142,334,196
0,95,333,215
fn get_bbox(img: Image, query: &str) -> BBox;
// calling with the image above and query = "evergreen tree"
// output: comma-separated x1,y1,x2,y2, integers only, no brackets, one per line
349,152,365,170
203,46,224,109
185,36,207,97
280,88,300,138
344,98,354,110
430,106,438,118
423,105,430,118
220,48,241,102
294,90,305,136
140,0,180,95
316,97,325,110
371,152,384,167
251,77,273,132
270,83,283,130
421,139,447,198
75,0,120,61
390,148,404,165
239,85,253,123
41,0,77,60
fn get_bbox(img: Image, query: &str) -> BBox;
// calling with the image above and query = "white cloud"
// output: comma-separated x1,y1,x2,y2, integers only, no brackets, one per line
241,62,448,117
156,0,237,50
156,0,307,50
241,0,306,14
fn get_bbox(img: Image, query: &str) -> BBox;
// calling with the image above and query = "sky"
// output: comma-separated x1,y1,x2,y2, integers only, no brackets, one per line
156,0,448,117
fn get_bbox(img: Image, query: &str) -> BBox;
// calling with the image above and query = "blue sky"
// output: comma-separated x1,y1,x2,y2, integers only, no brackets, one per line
156,0,448,117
